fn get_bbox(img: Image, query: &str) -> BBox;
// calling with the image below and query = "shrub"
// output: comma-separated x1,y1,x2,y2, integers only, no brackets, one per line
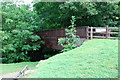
0,30,44,63
58,16,80,52
1,2,44,63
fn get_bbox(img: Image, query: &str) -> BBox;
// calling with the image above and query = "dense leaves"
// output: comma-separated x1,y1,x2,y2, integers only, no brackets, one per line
1,2,44,63
1,2,119,63
33,2,119,29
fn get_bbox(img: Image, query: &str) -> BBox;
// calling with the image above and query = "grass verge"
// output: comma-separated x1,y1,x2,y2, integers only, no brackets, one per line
28,39,118,78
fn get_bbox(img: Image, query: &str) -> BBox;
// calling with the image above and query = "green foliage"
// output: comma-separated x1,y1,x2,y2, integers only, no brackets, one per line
1,2,119,63
28,39,118,78
1,2,44,63
33,2,119,29
110,29,120,37
58,16,79,52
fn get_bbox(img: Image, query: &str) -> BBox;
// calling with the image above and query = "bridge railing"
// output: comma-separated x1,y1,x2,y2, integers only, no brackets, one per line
36,26,119,50
87,26,119,39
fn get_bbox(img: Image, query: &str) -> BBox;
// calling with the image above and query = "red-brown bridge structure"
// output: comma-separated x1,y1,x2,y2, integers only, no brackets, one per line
36,26,119,50
36,27,88,50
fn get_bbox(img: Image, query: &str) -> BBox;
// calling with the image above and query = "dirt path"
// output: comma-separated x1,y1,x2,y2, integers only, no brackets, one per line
0,72,19,78
0,70,35,79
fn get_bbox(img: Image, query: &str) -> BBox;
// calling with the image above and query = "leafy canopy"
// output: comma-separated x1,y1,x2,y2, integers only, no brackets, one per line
1,2,44,63
33,2,119,30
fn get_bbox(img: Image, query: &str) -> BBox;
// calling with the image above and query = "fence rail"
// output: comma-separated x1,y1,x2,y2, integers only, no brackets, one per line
87,26,120,39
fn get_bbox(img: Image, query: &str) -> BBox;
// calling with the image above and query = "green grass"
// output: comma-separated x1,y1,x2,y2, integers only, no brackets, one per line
28,39,118,78
0,62,38,75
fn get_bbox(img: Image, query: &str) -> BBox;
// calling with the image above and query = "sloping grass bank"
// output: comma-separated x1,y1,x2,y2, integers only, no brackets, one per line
28,39,118,78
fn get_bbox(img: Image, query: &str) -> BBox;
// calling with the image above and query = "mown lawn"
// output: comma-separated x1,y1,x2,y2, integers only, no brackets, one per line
28,39,118,78
0,62,38,75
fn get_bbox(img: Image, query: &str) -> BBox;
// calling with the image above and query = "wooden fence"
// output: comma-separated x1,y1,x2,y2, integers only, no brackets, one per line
87,26,120,39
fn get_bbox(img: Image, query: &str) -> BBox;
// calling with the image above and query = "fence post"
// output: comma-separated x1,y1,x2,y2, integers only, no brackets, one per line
86,26,89,40
106,25,109,39
90,27,93,39
108,27,110,38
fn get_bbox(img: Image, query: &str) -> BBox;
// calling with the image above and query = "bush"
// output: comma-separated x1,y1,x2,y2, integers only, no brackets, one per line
0,30,44,63
1,2,44,63
58,16,80,52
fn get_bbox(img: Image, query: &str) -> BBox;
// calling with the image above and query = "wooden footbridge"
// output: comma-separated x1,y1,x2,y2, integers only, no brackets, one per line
36,26,119,50
36,27,88,50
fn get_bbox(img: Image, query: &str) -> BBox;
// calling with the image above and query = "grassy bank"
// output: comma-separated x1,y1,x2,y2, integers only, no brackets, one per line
28,39,118,78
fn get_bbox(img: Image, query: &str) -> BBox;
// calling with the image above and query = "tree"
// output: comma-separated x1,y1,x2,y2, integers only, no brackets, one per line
33,2,119,29
58,16,79,52
1,2,44,63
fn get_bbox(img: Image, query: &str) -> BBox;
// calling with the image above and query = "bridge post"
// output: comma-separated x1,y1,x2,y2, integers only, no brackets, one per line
90,27,93,39
106,25,109,39
86,26,89,40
